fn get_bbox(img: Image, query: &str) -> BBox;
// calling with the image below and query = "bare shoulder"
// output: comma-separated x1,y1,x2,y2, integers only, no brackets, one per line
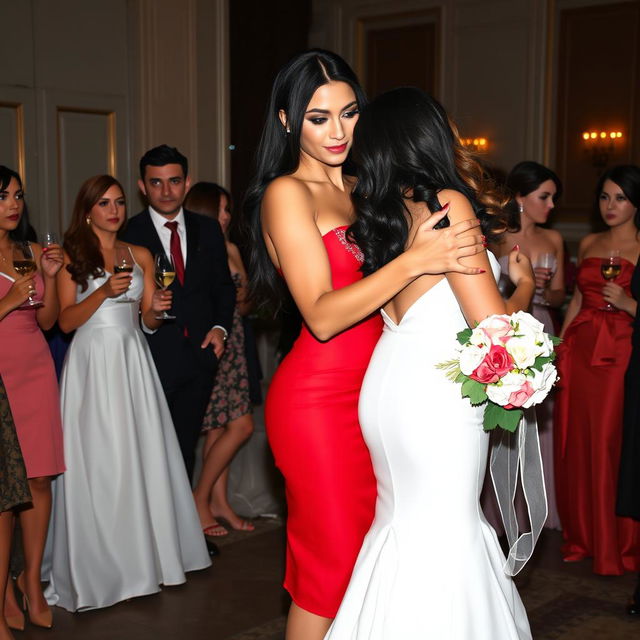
262,176,316,231
541,227,564,248
226,241,241,260
579,232,599,252
127,243,153,266
263,175,313,206
438,189,475,223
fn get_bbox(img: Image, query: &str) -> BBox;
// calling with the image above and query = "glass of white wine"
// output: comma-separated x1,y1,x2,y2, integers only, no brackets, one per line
114,244,135,303
601,249,622,311
154,253,176,320
12,241,42,308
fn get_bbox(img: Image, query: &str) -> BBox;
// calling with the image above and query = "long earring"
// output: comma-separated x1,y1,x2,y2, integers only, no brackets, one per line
285,126,291,135
518,203,524,214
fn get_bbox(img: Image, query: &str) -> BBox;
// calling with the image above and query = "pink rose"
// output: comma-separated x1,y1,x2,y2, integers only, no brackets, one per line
481,316,513,345
507,381,535,408
471,344,514,384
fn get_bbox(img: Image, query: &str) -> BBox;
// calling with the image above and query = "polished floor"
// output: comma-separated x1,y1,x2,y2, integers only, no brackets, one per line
9,522,640,640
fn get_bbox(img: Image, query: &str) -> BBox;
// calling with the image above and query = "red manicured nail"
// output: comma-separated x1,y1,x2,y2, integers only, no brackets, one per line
478,269,486,273
512,244,520,251
441,202,450,210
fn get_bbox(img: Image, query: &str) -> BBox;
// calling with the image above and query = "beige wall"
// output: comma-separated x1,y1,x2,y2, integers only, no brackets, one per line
310,0,548,173
0,0,229,236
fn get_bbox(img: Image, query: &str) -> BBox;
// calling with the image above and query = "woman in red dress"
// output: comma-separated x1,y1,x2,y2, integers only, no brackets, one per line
245,50,487,640
0,166,64,631
555,164,640,575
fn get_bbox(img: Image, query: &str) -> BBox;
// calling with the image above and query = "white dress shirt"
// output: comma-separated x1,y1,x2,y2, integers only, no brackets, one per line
142,205,228,341
148,206,187,264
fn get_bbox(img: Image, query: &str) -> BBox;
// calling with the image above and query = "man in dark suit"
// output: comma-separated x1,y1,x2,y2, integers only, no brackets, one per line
123,145,235,481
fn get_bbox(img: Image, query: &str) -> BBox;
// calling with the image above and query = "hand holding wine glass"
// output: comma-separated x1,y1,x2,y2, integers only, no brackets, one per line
12,241,42,308
113,245,135,303
532,252,557,306
154,253,176,320
39,231,63,278
601,250,623,311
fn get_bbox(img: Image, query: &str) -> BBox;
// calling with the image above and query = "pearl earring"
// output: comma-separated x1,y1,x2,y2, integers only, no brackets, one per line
518,203,524,214
86,216,91,225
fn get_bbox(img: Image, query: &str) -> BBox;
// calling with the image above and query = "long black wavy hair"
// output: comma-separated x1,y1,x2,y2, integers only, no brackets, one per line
348,87,508,276
0,165,31,241
244,49,367,310
504,161,563,232
595,164,640,230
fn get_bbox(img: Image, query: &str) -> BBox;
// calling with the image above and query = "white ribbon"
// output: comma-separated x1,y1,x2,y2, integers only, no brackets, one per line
489,408,548,576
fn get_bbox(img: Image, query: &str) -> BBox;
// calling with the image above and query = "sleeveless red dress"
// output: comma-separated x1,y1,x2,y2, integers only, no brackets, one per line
265,226,381,617
554,257,640,574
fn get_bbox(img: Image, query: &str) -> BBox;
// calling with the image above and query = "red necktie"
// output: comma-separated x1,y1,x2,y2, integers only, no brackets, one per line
164,221,185,285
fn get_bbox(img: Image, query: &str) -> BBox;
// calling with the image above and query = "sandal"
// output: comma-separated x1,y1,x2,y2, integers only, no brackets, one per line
203,522,228,537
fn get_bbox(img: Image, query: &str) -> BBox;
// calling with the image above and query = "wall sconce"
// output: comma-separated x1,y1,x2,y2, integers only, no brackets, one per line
581,130,623,171
461,137,488,152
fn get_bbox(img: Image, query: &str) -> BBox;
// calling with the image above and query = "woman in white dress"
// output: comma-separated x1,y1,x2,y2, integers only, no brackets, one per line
327,88,536,639
46,175,210,612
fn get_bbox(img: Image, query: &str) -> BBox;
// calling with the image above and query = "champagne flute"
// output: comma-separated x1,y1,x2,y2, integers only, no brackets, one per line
12,241,42,308
154,253,176,320
532,252,557,306
601,250,622,311
114,245,135,303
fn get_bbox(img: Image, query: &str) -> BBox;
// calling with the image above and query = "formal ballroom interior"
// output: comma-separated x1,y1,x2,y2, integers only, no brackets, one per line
1,0,640,638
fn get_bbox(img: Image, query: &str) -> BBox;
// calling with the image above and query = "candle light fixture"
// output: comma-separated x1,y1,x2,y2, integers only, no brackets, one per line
581,130,623,172
461,137,488,152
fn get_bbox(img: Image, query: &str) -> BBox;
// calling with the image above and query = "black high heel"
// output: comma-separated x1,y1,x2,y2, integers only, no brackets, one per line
626,573,640,615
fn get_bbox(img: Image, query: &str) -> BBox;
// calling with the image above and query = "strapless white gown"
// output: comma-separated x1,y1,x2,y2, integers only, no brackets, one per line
326,255,531,639
45,265,210,612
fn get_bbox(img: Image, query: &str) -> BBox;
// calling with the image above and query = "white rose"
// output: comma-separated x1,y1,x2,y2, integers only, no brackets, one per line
536,331,554,358
522,362,558,408
511,311,545,337
505,335,538,369
486,371,527,407
459,343,489,375
469,326,490,348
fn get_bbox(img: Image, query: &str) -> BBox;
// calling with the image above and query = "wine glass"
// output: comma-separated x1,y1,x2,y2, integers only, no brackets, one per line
40,231,59,248
154,253,176,320
113,245,135,303
601,250,622,311
532,252,557,306
12,241,42,308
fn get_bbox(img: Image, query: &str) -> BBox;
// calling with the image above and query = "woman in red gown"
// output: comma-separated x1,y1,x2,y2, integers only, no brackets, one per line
0,166,64,632
245,50,486,640
555,165,640,575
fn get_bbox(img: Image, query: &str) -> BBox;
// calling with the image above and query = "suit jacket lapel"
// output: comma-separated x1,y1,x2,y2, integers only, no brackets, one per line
138,210,166,260
184,211,199,289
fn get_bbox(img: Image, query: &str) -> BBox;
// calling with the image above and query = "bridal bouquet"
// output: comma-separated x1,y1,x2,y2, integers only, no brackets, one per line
437,311,560,432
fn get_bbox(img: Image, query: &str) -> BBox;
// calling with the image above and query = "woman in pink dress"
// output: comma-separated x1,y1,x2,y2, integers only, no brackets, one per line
0,166,65,633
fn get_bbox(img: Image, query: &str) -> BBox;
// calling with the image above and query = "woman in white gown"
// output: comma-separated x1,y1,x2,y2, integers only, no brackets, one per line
326,88,536,639
45,175,210,612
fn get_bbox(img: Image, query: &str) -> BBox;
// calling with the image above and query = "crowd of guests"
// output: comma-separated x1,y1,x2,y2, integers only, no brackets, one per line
0,146,258,637
0,45,639,639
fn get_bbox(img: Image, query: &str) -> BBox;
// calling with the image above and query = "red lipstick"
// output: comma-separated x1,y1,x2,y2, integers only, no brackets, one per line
7,214,19,222
325,144,348,154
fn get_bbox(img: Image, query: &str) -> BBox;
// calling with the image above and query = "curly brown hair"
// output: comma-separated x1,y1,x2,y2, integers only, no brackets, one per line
63,175,126,291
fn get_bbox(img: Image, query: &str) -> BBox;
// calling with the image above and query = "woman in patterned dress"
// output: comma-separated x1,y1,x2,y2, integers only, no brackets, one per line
0,374,31,640
185,183,256,535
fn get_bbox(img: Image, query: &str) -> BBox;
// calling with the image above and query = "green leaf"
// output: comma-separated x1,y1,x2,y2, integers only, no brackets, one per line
461,378,488,405
531,355,552,371
551,335,562,346
483,403,522,432
455,371,466,384
457,328,473,345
